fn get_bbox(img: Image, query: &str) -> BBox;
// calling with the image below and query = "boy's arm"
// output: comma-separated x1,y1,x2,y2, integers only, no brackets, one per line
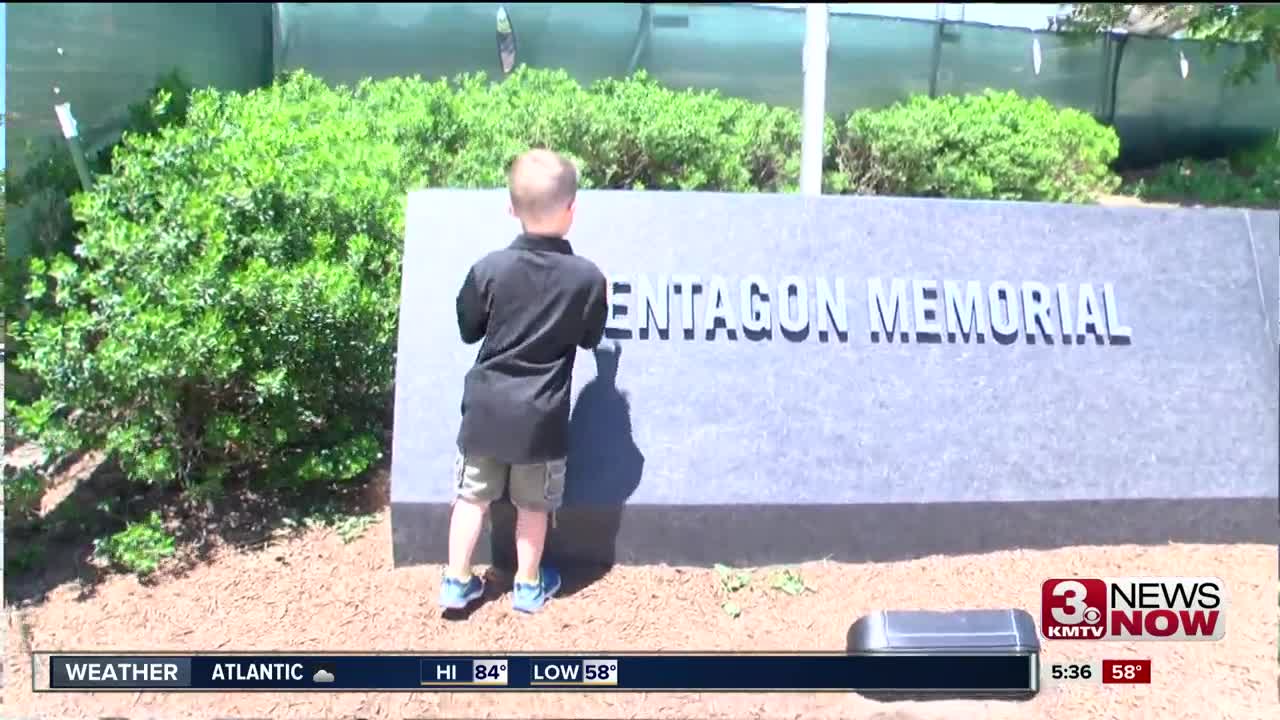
456,266,488,345
579,273,609,350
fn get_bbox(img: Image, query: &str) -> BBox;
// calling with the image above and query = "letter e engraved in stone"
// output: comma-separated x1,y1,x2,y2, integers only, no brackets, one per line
606,275,632,337
913,279,942,342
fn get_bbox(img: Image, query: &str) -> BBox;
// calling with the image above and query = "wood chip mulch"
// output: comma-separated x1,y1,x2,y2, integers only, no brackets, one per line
3,514,1275,719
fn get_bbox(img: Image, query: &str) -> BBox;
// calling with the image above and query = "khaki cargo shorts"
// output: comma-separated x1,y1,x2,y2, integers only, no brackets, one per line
453,453,566,513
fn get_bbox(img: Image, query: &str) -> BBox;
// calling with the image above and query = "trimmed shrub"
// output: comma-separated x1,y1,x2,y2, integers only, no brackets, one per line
11,72,407,489
428,67,806,192
837,90,1120,202
575,71,805,192
445,68,593,187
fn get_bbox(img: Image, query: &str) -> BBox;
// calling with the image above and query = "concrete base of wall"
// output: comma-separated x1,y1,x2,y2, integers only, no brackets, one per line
390,497,1277,569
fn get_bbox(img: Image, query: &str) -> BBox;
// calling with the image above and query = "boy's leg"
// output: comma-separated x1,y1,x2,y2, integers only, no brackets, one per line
440,453,507,609
507,458,567,613
446,499,487,580
513,508,549,585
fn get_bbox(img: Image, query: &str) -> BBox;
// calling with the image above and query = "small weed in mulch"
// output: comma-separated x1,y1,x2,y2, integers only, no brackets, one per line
714,563,752,618
92,511,176,576
769,568,816,596
714,563,752,593
712,564,818,618
281,503,380,545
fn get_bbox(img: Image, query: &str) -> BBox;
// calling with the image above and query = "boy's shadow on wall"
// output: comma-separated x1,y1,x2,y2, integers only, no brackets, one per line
489,342,644,595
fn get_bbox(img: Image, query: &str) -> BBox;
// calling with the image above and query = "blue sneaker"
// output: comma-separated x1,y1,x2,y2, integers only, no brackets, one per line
512,567,562,614
439,574,484,610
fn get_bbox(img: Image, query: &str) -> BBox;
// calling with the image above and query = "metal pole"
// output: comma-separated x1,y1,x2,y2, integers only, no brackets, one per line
626,4,654,75
928,4,946,98
800,3,829,196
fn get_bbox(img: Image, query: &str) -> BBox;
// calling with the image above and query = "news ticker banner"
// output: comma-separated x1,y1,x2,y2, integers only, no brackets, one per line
33,653,1038,694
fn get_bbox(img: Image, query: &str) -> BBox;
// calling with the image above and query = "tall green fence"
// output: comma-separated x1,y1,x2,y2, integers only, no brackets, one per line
6,3,272,170
7,2,1277,174
275,2,1279,164
8,2,1276,176
4,3,273,258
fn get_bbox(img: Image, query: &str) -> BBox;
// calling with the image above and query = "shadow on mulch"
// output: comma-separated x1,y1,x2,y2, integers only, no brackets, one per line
4,459,121,606
4,455,392,608
4,454,621,610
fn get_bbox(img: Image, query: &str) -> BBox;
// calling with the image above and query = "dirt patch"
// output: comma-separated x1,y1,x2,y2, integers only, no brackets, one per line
1095,193,1180,209
3,513,1275,719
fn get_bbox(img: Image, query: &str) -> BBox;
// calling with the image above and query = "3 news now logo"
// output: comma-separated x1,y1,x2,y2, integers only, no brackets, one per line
1041,577,1226,641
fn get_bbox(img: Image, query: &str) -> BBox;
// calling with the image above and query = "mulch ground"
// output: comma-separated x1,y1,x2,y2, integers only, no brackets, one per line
4,503,1276,719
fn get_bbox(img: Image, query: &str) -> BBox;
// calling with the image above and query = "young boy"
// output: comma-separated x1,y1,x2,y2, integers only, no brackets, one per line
440,149,609,614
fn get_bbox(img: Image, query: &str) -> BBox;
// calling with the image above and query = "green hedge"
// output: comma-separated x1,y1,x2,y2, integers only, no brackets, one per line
1126,133,1280,208
834,91,1120,202
8,68,1122,492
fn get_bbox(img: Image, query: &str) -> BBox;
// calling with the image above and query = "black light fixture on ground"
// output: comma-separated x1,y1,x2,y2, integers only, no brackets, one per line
847,608,1041,702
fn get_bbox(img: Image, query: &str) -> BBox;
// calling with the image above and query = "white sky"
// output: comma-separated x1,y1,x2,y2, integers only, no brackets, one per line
760,3,1067,30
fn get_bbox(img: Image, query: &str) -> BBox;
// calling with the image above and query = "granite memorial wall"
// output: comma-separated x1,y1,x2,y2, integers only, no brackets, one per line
390,190,1279,568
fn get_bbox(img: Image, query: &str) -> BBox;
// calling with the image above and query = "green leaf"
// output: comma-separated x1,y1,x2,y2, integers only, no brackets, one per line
715,564,752,593
769,569,813,596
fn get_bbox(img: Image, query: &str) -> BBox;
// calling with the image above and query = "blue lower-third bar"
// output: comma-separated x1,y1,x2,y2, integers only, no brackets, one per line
41,652,1037,694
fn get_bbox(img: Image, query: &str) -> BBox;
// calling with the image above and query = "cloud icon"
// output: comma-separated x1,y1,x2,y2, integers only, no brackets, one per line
312,669,335,683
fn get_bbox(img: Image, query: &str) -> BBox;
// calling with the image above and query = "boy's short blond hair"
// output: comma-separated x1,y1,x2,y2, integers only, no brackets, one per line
507,149,578,221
